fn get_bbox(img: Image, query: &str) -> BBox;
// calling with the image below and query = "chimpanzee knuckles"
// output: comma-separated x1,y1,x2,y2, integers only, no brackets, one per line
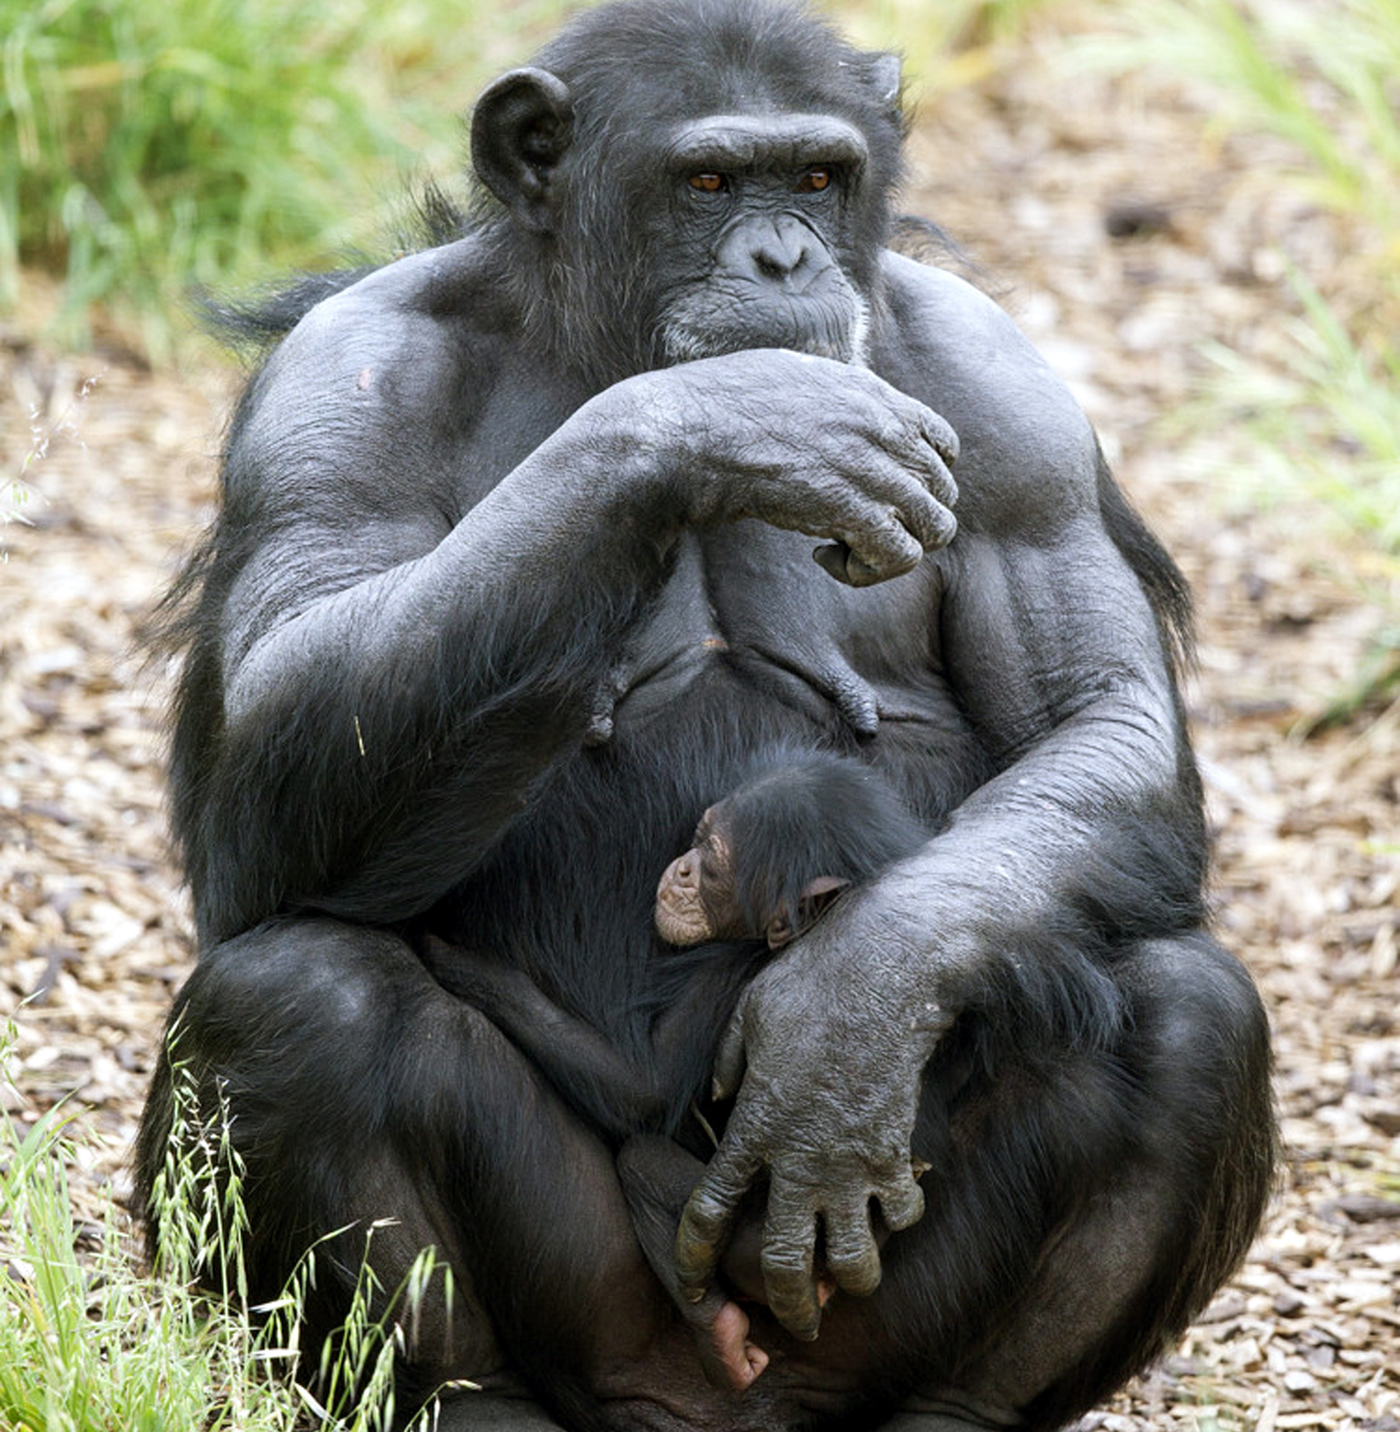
656,352,959,583
923,410,961,473
471,67,574,225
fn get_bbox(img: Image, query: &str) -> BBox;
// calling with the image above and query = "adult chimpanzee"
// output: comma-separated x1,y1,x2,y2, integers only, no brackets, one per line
136,0,1276,1429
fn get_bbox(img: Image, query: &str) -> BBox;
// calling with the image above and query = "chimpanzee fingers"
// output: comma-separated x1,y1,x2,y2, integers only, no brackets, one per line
920,409,960,471
901,483,958,551
874,398,959,509
862,435,958,554
877,1172,926,1234
759,1189,822,1340
711,995,749,1101
823,1199,883,1298
812,508,925,586
675,1142,763,1302
813,541,884,587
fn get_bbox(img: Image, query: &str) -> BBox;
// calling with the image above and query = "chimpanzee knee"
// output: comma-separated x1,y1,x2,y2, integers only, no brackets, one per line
1128,932,1274,1152
148,918,427,1162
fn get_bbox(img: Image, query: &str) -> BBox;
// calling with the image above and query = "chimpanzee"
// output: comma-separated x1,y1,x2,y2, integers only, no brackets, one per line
433,753,927,1390
655,752,926,950
136,1,1276,1429
443,754,926,1133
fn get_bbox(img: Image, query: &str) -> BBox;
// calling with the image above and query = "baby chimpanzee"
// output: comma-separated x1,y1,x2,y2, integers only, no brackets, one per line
425,753,927,1388
654,756,925,952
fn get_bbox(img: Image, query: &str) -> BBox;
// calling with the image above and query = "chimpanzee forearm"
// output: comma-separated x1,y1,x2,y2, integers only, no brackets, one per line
185,370,693,939
425,940,752,1137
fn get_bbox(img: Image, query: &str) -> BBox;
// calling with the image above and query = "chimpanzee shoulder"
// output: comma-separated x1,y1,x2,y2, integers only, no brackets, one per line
222,237,525,513
876,250,1099,531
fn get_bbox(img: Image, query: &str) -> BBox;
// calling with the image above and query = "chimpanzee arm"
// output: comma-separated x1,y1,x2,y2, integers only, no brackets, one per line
180,250,956,941
676,258,1206,1340
426,941,749,1137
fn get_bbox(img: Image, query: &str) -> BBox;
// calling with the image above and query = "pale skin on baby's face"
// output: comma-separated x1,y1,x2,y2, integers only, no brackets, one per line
654,809,743,946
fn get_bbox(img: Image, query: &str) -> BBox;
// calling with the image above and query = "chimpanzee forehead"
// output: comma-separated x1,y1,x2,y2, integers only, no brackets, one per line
532,0,895,139
661,114,868,173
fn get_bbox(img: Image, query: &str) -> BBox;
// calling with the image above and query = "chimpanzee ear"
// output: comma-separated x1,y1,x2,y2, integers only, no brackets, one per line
470,67,574,232
766,875,852,950
864,52,903,110
797,875,851,924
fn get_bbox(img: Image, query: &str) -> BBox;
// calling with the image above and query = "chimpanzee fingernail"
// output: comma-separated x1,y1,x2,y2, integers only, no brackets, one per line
812,542,852,581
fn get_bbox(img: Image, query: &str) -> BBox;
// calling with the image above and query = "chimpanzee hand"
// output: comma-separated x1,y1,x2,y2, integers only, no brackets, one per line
628,349,958,587
673,895,952,1340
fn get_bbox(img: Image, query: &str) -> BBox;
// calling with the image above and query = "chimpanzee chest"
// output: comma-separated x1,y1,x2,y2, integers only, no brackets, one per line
606,523,955,742
440,524,987,1040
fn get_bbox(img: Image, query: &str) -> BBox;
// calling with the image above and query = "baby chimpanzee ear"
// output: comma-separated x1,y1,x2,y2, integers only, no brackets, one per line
800,874,851,920
765,875,852,950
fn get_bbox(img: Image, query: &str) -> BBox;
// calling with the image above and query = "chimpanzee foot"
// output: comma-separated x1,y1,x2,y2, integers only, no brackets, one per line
700,1293,769,1390
616,1134,772,1390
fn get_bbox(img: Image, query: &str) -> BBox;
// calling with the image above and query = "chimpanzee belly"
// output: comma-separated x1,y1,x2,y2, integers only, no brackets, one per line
437,642,988,1052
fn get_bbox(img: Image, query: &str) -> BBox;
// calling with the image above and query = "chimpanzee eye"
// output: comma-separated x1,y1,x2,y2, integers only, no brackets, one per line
688,172,727,193
798,166,833,192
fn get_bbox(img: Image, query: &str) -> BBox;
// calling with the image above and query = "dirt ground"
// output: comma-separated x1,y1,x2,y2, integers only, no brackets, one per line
2,23,1397,1432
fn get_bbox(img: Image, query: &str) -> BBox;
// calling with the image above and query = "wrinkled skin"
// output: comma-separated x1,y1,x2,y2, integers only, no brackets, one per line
135,2,1275,1430
655,819,743,947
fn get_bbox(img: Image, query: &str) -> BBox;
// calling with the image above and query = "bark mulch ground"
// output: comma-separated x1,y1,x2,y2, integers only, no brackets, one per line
2,27,1396,1431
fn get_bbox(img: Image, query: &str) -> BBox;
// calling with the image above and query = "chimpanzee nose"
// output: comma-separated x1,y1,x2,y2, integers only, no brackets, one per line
722,215,813,284
752,219,810,279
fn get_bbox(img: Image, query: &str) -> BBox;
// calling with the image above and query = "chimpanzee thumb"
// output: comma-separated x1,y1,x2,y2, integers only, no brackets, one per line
712,994,749,1100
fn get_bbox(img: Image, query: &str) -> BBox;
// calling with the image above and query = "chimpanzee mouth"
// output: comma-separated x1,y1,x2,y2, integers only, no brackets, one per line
659,289,871,368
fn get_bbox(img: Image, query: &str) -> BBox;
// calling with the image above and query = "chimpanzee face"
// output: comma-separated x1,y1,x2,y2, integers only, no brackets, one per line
654,805,742,947
646,114,872,365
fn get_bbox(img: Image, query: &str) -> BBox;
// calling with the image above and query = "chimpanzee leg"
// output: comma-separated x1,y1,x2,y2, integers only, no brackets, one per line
881,931,1274,1431
136,917,670,1426
618,1134,785,1392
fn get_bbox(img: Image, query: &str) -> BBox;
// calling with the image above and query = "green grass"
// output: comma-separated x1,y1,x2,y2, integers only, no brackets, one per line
0,0,572,359
0,0,1052,360
0,1023,447,1431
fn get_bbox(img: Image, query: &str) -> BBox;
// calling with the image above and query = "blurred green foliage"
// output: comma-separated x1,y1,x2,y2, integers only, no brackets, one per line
1102,0,1400,714
0,0,572,358
0,1020,451,1431
0,0,1044,359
